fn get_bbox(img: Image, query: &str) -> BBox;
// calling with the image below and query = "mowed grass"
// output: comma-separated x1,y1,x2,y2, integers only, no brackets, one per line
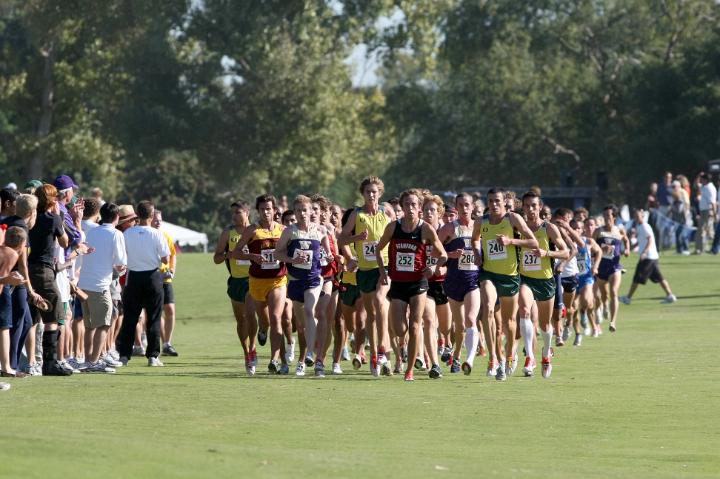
1,252,719,478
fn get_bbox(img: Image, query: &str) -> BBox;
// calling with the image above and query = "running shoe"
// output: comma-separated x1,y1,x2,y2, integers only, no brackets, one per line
162,344,179,356
370,355,380,377
245,361,256,376
523,357,536,377
341,347,350,361
541,356,552,378
393,361,403,375
619,295,631,305
584,326,592,336
486,359,498,377
414,357,425,370
561,326,570,342
147,357,164,367
461,361,472,376
332,363,342,375
609,321,617,333
85,360,115,374
278,363,289,375
132,345,145,357
508,355,518,376
249,348,258,367
352,355,362,370
573,334,582,347
592,328,600,338
314,361,325,378
59,359,80,373
661,294,677,304
304,354,314,367
102,353,123,368
450,358,461,374
404,370,414,382
556,335,565,347
295,361,306,376
379,354,393,376
268,359,279,374
495,362,507,381
440,347,452,364
285,342,295,364
257,330,268,346
580,312,588,328
428,364,443,379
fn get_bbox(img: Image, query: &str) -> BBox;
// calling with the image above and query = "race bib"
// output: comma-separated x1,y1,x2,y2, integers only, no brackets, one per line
522,250,541,271
362,241,377,261
260,249,280,269
577,259,588,275
458,250,478,271
292,249,313,270
395,252,415,272
487,239,507,261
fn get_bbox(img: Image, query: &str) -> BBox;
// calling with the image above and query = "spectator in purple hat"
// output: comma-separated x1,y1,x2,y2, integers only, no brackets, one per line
53,175,84,257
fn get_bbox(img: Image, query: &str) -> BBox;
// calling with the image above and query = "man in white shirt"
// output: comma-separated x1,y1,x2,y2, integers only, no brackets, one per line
78,203,127,373
620,208,676,305
117,201,170,366
695,172,717,254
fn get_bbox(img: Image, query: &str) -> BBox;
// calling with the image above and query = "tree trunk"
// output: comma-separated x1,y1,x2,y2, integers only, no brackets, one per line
28,41,54,180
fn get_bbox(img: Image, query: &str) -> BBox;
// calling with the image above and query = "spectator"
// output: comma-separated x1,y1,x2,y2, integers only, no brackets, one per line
78,203,127,373
151,209,179,356
0,227,29,377
116,201,169,366
23,180,43,195
657,171,673,214
90,187,105,207
670,181,692,255
694,172,717,254
0,188,19,221
52,175,83,254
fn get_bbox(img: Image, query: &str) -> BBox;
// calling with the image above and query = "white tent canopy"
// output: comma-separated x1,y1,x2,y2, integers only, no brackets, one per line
161,222,209,253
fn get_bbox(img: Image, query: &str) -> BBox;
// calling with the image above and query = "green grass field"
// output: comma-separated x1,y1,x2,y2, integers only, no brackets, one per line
1,252,719,478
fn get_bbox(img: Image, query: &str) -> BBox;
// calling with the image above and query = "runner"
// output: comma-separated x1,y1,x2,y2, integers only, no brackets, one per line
593,205,630,332
420,194,448,378
516,191,568,378
437,193,482,375
375,189,447,381
473,189,539,381
232,194,289,374
338,176,391,377
213,200,258,375
573,219,602,338
274,195,331,377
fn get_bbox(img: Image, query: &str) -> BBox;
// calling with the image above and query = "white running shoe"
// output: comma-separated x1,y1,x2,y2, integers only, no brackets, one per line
661,294,677,304
352,355,362,370
28,363,43,376
295,361,306,377
341,347,350,361
147,357,164,367
619,295,631,305
102,353,123,368
85,360,116,374
332,363,342,375
108,349,120,361
584,326,592,336
508,355,518,376
486,360,498,377
246,363,256,376
59,359,80,373
523,357,536,377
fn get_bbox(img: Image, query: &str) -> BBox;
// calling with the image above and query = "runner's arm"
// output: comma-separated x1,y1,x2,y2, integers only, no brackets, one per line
213,229,230,264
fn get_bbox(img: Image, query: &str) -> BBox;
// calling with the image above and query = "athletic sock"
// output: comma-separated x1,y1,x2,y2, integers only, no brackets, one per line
520,317,534,360
541,326,553,358
463,326,479,365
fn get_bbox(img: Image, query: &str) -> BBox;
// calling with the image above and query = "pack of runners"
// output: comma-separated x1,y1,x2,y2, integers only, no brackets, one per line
213,176,649,382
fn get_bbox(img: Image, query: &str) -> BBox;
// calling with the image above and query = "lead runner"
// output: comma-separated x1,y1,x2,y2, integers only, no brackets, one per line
375,189,448,381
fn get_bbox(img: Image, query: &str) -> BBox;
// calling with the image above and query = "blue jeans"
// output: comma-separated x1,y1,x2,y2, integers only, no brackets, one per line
676,225,689,253
10,286,32,370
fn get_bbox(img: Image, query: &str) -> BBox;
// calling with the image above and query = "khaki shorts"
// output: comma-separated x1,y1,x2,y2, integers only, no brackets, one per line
82,290,113,329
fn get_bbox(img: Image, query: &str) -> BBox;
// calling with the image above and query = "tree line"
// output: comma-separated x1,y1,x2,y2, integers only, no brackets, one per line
1,1,718,237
